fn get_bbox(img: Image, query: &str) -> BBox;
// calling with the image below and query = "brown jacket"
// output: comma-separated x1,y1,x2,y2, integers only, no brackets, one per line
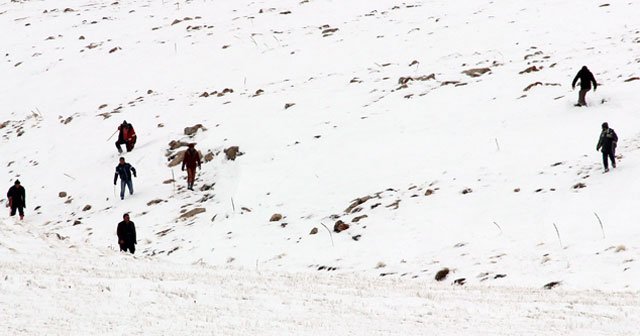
182,148,201,169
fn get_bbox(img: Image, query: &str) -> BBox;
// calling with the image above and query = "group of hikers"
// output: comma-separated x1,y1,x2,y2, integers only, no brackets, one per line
6,119,202,254
3,65,619,254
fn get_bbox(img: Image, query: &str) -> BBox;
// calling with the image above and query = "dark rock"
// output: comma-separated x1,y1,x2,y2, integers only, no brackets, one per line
82,205,92,211
333,220,349,233
270,213,283,222
309,227,318,235
435,268,450,281
58,192,67,198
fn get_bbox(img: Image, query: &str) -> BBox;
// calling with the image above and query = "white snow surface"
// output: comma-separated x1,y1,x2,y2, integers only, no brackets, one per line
1,0,640,334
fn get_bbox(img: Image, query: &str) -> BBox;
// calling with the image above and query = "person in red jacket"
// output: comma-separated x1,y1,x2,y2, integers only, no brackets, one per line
182,143,202,190
115,121,137,153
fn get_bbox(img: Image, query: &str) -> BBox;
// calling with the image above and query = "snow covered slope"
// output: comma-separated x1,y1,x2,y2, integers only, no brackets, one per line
2,0,640,296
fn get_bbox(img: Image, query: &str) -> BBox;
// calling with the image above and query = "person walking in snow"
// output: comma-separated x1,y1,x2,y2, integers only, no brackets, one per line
572,66,598,106
597,122,618,173
117,213,137,254
114,157,137,200
6,180,26,220
115,120,137,153
181,143,201,190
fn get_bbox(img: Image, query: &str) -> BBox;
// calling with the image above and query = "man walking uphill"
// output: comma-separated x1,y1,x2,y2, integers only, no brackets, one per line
6,180,26,220
115,120,137,153
597,122,618,173
182,143,201,190
117,213,137,254
572,66,598,106
114,157,137,200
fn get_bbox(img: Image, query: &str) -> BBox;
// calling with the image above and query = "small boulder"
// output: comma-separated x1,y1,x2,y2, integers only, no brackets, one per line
224,146,242,160
58,192,67,198
435,268,450,281
270,213,283,222
82,205,92,211
179,208,206,219
184,124,205,136
334,220,350,233
204,152,214,162
309,227,318,235
425,189,435,196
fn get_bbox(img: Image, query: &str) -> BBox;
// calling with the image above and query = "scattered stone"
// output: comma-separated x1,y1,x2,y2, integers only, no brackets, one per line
73,220,82,226
514,188,521,192
572,182,586,189
345,196,372,213
284,103,296,109
163,179,175,184
494,274,507,279
204,152,214,162
309,227,318,235
270,213,283,222
615,245,627,253
425,189,435,196
168,140,189,150
224,146,242,160
435,268,450,281
543,281,561,289
519,65,540,74
58,192,67,198
624,77,639,82
82,205,92,211
333,220,349,233
352,234,361,241
167,150,186,167
179,208,206,219
184,124,205,136
352,215,368,223
462,67,491,77
461,188,473,194
147,199,164,206
453,278,466,285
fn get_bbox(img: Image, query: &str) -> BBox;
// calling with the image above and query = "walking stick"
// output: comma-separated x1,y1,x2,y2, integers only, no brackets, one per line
107,129,118,141
113,184,116,199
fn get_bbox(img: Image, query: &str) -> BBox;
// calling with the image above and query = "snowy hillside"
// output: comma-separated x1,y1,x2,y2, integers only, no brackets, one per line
2,0,640,333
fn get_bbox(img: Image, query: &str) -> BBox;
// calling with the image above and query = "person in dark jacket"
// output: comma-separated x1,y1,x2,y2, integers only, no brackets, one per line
114,157,137,200
597,122,618,172
115,121,137,153
117,213,137,254
181,143,202,190
6,180,26,220
572,66,598,106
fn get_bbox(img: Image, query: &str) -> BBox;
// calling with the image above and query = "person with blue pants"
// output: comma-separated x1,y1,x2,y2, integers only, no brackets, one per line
114,157,137,200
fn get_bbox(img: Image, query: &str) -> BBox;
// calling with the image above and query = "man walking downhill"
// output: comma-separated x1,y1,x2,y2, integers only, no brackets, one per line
597,122,618,173
114,157,137,200
117,213,137,254
182,143,202,190
6,180,26,220
572,66,598,107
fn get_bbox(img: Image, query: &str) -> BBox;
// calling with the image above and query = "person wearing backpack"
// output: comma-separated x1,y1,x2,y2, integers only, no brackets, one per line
597,122,618,173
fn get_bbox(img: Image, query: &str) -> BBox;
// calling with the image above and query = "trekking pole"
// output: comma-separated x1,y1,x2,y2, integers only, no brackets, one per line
113,184,116,199
107,129,118,141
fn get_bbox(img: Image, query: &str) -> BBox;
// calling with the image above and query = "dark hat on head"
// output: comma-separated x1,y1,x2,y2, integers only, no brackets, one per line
602,122,609,129
188,143,196,147
123,213,129,218
14,179,20,185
